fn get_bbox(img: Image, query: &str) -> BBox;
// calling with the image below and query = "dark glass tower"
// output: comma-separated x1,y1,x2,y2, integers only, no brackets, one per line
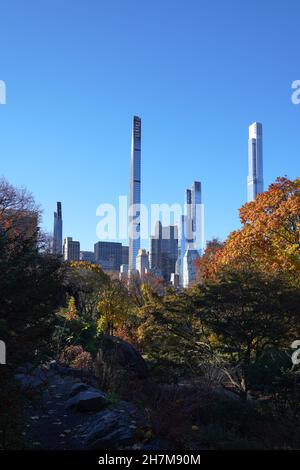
52,202,63,255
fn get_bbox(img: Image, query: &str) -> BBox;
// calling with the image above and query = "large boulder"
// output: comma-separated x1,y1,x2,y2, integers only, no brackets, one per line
82,407,135,449
69,382,90,398
96,335,149,382
65,389,108,412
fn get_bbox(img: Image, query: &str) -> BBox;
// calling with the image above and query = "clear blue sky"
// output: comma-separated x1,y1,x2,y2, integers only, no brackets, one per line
0,0,299,251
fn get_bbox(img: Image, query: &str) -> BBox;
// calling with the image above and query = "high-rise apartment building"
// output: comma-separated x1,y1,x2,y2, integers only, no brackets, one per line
247,122,263,202
128,116,141,274
182,181,202,288
136,248,149,276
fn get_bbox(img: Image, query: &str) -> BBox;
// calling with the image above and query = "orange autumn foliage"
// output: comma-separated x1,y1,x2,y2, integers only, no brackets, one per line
209,177,300,285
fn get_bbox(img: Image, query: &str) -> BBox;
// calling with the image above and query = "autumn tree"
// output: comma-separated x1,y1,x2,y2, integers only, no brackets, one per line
64,261,109,320
194,238,224,282
97,279,129,336
211,177,300,285
0,178,66,448
0,178,65,369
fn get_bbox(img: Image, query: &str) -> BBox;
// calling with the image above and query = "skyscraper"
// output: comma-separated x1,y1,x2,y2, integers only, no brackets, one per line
63,237,80,261
94,241,122,271
121,245,129,265
182,181,202,288
52,202,63,255
136,248,149,276
247,122,263,202
149,221,178,283
129,116,141,274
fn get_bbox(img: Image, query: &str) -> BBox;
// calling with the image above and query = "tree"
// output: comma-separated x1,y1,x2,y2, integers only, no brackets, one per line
193,268,300,399
64,261,109,320
210,177,300,285
0,178,65,369
194,238,224,282
0,178,66,448
97,279,129,336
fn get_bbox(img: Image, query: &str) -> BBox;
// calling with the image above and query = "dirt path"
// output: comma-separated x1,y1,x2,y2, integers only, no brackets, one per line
23,371,89,449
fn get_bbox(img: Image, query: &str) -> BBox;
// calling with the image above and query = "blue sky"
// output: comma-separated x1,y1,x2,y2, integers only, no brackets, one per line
0,0,299,251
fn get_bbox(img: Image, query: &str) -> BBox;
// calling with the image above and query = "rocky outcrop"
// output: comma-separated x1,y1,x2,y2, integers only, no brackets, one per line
82,402,137,449
95,336,149,391
69,382,90,398
65,389,108,413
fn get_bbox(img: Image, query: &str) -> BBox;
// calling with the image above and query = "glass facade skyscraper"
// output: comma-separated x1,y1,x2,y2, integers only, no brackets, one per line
247,122,263,202
150,221,178,283
94,241,122,271
129,116,141,274
182,181,202,288
52,202,63,255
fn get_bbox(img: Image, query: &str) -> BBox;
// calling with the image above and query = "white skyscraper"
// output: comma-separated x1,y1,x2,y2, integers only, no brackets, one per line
136,248,149,276
247,122,263,202
129,116,141,274
182,181,202,288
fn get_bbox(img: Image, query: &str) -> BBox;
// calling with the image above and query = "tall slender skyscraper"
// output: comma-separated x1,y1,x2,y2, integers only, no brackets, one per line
52,202,63,255
129,116,141,274
247,122,263,202
182,181,202,288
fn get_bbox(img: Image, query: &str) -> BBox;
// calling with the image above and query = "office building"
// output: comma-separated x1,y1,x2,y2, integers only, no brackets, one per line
80,251,95,263
94,241,122,272
150,221,178,283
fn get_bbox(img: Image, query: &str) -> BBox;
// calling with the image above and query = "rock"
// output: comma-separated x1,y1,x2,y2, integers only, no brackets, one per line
96,335,149,380
65,390,108,413
82,409,134,449
69,382,90,398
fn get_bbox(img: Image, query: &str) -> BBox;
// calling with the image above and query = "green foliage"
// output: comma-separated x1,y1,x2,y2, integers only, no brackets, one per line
192,268,300,398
